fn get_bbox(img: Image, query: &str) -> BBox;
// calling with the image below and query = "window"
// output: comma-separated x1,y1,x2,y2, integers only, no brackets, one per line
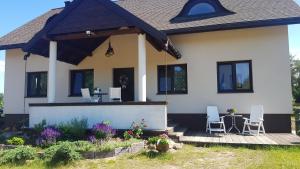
27,72,47,97
158,64,188,94
70,69,94,96
217,60,253,93
170,0,234,23
188,3,216,16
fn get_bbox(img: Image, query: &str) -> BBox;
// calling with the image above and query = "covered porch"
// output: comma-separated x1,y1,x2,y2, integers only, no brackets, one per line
24,0,181,130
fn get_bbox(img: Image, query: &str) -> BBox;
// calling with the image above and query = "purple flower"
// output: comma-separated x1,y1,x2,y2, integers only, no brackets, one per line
88,135,97,143
41,127,61,140
92,123,116,140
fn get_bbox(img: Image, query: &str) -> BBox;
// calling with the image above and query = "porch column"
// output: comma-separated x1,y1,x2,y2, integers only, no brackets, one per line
138,34,147,102
48,41,57,103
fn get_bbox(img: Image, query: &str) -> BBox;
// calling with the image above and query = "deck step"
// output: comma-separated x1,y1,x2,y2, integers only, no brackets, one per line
167,123,179,133
168,127,188,142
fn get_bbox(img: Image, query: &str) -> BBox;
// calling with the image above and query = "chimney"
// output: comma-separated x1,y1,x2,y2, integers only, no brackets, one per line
64,1,71,7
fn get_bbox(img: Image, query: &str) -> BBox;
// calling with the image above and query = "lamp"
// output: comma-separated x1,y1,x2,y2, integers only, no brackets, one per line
105,41,115,57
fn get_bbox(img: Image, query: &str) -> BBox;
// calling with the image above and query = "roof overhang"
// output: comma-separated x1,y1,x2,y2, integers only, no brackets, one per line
22,0,181,65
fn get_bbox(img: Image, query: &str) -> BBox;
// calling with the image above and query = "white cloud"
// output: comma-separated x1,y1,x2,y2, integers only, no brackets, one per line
291,48,300,59
0,60,4,73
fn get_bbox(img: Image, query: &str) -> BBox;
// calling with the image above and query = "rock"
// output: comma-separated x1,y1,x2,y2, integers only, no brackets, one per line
168,139,176,149
147,144,156,150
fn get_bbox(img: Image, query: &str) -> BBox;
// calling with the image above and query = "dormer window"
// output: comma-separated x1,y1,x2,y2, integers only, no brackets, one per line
171,0,234,23
188,3,216,16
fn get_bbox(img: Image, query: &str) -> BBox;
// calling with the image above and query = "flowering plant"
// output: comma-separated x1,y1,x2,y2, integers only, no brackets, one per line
227,108,238,115
40,126,61,146
130,119,147,138
123,130,134,140
92,122,116,140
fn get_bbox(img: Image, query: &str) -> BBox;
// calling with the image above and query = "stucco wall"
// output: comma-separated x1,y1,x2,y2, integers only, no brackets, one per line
4,26,292,115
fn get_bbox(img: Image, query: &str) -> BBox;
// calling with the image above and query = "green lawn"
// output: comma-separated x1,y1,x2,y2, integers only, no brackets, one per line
1,145,300,169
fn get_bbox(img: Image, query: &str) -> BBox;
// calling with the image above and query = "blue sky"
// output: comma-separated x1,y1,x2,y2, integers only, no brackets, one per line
0,0,300,94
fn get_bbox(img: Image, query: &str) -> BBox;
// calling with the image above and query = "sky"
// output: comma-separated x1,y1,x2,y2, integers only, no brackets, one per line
0,0,300,94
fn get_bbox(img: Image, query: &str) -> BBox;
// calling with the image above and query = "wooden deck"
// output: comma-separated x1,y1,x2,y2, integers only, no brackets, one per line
180,131,300,146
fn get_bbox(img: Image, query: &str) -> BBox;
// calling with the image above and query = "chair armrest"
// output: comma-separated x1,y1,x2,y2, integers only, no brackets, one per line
243,117,249,122
220,116,225,121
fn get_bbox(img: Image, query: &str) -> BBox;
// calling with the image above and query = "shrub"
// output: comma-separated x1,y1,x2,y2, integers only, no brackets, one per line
44,142,81,165
58,118,88,141
148,136,160,145
123,130,134,140
6,137,25,145
33,119,47,135
0,146,37,165
41,127,61,147
92,122,116,140
73,141,93,152
130,119,147,138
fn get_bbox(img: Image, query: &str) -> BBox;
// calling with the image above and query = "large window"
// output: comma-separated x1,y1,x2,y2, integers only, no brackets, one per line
27,72,48,97
188,2,216,16
70,69,94,96
157,64,188,94
217,60,253,93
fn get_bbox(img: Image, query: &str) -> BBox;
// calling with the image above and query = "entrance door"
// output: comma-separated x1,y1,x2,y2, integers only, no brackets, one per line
113,68,134,102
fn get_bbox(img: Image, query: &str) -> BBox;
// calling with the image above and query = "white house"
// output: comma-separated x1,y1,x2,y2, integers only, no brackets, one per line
1,0,300,132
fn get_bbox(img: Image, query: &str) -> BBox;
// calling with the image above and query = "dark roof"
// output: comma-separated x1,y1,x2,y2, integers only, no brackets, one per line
1,0,300,50
22,0,181,65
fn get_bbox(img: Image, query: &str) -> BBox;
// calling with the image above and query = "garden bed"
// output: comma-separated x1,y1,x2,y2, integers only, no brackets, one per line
81,141,144,159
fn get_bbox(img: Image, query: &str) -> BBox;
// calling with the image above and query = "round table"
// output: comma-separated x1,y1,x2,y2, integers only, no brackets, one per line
225,114,243,133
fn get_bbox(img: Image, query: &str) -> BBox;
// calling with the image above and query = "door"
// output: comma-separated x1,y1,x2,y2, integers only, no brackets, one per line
113,68,134,102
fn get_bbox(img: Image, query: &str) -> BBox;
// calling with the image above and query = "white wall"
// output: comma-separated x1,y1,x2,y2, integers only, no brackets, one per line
4,26,293,115
29,104,167,130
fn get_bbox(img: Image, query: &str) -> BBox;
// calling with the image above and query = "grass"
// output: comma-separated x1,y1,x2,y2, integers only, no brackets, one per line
1,145,300,169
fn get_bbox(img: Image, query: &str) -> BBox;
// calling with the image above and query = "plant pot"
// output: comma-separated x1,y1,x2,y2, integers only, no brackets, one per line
156,143,169,153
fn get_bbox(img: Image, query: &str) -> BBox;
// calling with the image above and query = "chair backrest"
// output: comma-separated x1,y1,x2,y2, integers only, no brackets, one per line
81,88,91,101
109,87,121,101
207,106,220,122
250,105,264,123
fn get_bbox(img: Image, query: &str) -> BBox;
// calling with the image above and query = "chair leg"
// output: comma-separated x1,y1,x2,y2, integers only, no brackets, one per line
257,123,261,136
261,123,266,134
247,124,251,135
209,123,212,134
223,122,226,134
242,123,246,134
206,121,208,132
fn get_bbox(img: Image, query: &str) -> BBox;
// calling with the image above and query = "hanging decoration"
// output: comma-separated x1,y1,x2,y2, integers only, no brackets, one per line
105,40,115,57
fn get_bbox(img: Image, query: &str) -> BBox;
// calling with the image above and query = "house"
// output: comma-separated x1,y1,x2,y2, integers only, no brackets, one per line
0,0,300,132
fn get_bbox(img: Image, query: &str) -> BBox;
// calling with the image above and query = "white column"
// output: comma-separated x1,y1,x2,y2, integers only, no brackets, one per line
48,41,57,103
138,34,147,102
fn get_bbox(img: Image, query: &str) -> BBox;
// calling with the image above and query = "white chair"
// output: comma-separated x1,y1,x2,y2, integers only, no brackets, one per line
81,88,99,102
206,106,226,134
109,87,122,102
242,105,265,135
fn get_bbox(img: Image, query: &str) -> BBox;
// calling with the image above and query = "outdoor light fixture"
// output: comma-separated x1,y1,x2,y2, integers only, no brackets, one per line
86,30,95,37
105,41,115,57
23,53,31,61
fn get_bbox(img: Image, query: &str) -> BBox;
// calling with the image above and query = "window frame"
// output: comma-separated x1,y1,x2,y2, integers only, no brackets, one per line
69,69,94,97
157,64,188,95
217,60,253,93
26,71,48,98
170,0,234,23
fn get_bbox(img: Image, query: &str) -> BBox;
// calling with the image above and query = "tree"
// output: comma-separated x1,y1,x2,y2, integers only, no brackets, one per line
0,93,3,109
290,55,300,102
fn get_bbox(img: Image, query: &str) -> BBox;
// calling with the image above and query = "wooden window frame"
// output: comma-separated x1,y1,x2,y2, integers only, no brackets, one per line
26,71,48,98
69,69,94,97
157,64,188,95
217,60,253,93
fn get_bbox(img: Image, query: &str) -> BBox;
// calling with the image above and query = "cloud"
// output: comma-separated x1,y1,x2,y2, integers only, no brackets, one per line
0,60,4,73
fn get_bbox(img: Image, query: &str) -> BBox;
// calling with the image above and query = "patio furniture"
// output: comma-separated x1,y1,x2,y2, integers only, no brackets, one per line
93,89,108,102
109,87,122,102
206,106,226,134
225,114,243,133
81,88,99,102
242,105,265,135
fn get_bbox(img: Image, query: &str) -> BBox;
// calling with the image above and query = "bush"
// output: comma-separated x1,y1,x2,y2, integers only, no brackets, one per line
92,122,116,140
130,119,147,138
0,146,37,165
123,130,134,140
58,118,88,141
148,136,160,145
44,142,81,165
6,137,25,145
40,127,61,147
33,119,47,135
73,141,93,152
